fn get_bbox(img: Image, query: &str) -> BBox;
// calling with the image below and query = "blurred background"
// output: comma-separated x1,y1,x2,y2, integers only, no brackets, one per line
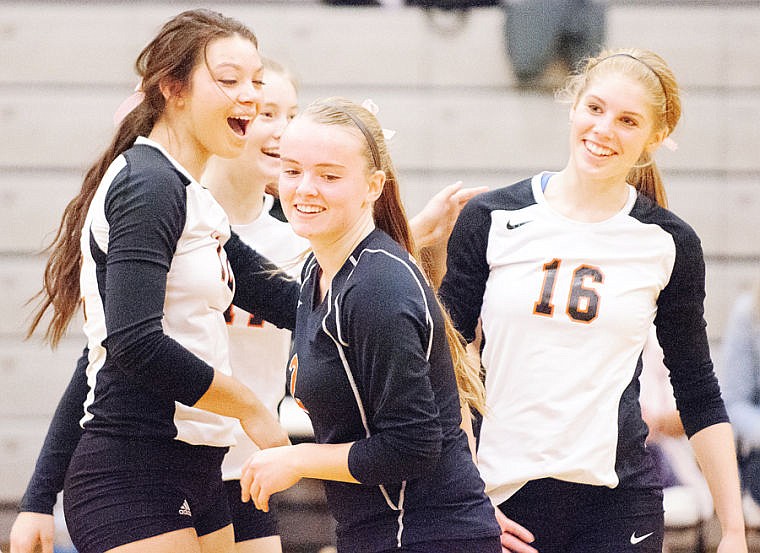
1,1,759,551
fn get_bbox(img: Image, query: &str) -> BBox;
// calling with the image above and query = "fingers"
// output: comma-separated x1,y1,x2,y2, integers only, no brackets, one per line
255,486,270,513
500,517,535,543
452,185,488,206
249,478,263,511
494,508,536,552
438,181,464,198
501,533,539,553
240,464,253,503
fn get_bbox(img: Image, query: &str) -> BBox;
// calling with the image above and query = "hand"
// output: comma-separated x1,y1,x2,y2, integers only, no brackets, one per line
410,181,488,248
240,446,302,513
240,412,290,450
10,512,55,553
494,507,538,553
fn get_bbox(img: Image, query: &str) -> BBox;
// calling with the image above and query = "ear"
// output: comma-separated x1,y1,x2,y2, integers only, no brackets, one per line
159,77,186,107
367,170,386,203
645,127,669,154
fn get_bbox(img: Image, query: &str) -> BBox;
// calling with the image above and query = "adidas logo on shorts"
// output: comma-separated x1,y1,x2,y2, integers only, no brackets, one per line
178,499,192,516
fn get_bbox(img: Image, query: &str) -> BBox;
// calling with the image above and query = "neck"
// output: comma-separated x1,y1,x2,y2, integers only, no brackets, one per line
313,215,375,288
203,159,268,225
148,120,208,181
545,166,631,222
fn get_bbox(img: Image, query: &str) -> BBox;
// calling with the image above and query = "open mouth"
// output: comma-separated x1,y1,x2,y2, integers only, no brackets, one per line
227,116,251,136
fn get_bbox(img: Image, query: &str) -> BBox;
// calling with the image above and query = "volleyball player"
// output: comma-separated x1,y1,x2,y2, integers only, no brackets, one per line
438,48,747,553
238,97,509,553
14,10,296,553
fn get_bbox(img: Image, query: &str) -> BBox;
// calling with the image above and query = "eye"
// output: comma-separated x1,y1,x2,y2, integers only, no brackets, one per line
219,79,237,86
253,80,265,90
620,116,638,127
282,168,301,177
322,174,340,182
587,103,602,114
259,111,274,119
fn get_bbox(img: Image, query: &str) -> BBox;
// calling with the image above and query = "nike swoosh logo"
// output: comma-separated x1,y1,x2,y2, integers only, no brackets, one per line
506,220,532,230
630,531,654,545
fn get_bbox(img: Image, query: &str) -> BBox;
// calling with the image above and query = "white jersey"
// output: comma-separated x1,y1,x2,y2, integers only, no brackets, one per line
221,194,308,479
440,173,727,506
79,137,237,446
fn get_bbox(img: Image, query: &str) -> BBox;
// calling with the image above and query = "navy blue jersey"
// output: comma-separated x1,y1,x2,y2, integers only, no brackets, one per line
439,173,728,505
288,229,499,552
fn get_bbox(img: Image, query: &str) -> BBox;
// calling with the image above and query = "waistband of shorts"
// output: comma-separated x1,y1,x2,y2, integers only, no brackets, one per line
77,432,228,470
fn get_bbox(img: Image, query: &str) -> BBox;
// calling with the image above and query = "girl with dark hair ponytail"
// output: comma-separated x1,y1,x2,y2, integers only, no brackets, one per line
16,10,299,553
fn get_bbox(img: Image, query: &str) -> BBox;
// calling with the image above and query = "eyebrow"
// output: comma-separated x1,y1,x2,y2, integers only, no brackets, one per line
586,95,645,119
280,157,347,169
211,61,264,75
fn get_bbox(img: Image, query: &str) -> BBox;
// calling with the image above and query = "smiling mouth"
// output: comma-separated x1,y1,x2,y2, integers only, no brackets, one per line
227,116,251,136
296,204,324,214
584,140,615,157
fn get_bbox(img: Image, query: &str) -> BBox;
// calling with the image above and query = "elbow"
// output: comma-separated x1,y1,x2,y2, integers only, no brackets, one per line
349,430,443,485
391,430,443,480
402,442,442,478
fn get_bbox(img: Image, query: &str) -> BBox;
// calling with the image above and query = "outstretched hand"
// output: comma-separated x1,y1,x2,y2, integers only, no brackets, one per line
494,507,538,553
410,181,488,249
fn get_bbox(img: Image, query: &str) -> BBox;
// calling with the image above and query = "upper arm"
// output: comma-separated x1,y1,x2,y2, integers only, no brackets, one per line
439,200,491,342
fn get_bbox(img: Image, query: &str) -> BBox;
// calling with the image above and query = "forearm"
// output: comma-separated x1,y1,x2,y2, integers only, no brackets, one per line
225,231,298,330
292,442,358,483
194,370,289,449
690,423,745,536
20,350,89,514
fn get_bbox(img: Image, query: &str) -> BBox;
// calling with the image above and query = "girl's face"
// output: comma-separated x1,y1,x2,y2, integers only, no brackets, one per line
182,34,264,161
569,73,664,183
278,117,383,248
240,69,299,181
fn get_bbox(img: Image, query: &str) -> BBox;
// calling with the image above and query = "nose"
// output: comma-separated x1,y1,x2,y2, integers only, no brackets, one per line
295,172,318,196
593,113,615,136
272,115,288,139
238,81,263,109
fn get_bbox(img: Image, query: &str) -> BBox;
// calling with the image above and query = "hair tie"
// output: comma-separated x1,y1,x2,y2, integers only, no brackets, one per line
662,136,678,152
361,99,396,141
113,81,145,127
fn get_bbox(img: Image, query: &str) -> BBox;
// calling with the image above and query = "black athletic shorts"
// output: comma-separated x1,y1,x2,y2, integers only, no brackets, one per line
64,433,230,553
378,536,501,553
224,479,279,542
498,478,664,553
